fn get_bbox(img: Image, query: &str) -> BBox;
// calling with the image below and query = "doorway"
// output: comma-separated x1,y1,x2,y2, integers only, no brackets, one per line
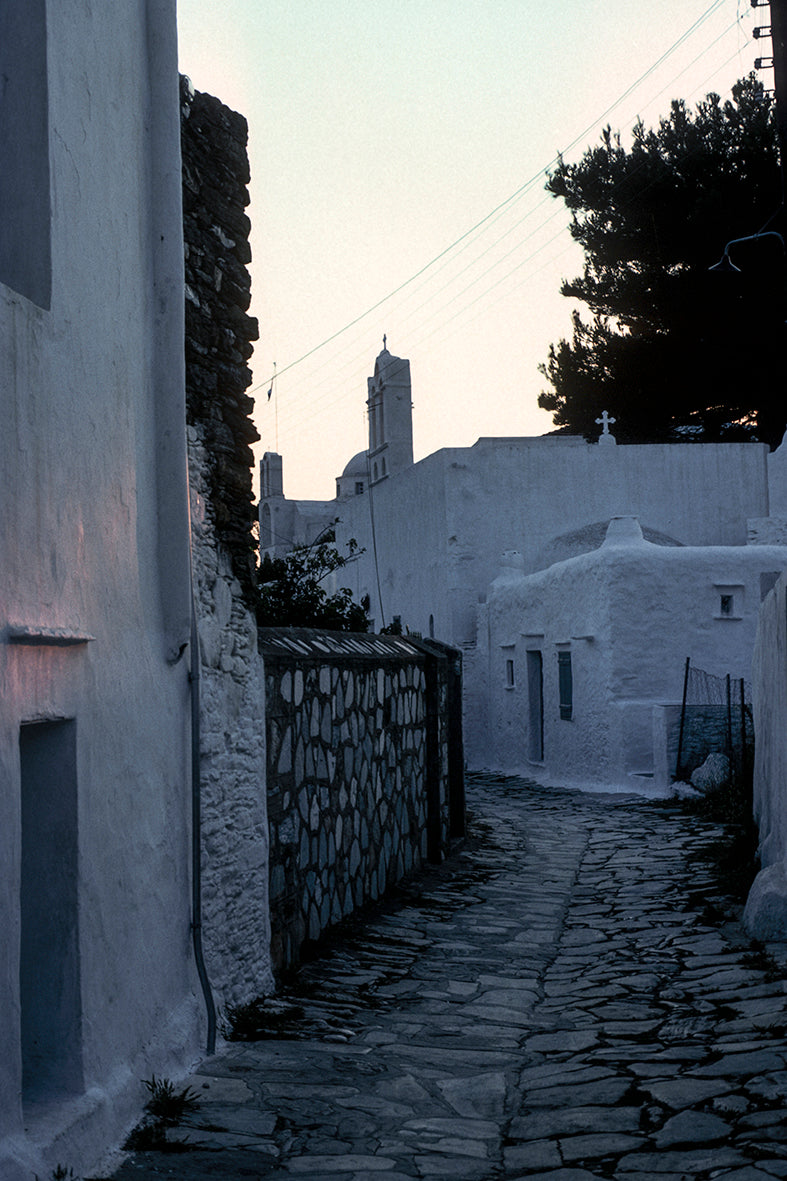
19,719,82,1103
526,650,544,762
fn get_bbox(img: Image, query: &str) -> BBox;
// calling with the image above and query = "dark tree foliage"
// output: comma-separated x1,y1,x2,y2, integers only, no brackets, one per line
257,531,370,632
539,75,787,447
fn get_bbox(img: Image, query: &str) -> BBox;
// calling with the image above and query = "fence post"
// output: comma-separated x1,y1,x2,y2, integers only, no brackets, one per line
675,656,690,780
739,677,746,781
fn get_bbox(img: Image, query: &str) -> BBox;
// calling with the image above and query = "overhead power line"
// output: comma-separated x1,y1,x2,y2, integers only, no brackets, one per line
249,0,734,402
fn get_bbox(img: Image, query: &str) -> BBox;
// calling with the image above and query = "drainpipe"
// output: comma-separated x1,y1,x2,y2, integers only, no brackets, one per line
190,582,217,1055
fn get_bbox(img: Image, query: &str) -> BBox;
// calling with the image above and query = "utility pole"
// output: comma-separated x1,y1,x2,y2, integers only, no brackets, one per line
768,0,787,174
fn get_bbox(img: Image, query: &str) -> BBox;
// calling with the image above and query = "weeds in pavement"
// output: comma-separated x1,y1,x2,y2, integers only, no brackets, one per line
143,1075,200,1123
121,1076,200,1155
742,940,783,983
224,995,305,1041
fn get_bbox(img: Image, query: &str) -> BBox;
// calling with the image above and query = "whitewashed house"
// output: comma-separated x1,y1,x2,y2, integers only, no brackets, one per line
479,518,787,792
0,5,201,1176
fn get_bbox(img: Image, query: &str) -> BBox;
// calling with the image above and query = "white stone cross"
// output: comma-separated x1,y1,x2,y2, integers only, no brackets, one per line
595,410,616,436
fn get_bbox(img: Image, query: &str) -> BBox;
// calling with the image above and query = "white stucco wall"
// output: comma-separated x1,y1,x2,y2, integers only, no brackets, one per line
745,571,787,940
0,5,201,1177
333,437,770,770
261,495,338,559
335,435,770,649
338,455,450,636
478,524,787,788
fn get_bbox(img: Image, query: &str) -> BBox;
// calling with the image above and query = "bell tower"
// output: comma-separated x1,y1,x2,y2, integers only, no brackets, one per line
367,338,413,485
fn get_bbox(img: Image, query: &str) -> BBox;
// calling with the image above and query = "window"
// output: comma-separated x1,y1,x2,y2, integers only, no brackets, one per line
261,503,272,549
714,583,744,620
505,658,515,688
355,481,364,495
0,0,51,307
558,650,573,720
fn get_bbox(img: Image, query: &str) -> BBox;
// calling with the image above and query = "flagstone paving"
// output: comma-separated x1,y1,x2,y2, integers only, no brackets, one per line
110,773,787,1180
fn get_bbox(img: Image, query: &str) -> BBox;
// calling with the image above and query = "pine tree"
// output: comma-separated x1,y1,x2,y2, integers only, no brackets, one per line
539,74,787,447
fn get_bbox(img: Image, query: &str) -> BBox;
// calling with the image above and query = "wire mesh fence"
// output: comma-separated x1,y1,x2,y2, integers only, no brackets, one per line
675,658,753,782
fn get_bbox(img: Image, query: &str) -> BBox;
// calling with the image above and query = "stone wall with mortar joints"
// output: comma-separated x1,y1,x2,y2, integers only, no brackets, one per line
190,426,274,1010
260,630,457,972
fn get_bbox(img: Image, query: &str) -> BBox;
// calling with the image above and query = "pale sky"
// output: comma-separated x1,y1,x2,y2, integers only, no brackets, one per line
177,1,761,500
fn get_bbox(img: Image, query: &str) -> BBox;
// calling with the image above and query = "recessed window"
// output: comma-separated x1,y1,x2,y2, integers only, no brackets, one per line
505,658,515,688
355,481,364,495
0,0,51,308
714,583,744,620
261,503,272,549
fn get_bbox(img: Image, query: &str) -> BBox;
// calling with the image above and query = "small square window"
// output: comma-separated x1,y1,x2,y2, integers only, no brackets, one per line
714,583,743,620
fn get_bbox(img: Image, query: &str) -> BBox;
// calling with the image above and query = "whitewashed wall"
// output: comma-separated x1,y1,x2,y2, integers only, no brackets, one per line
479,524,787,788
335,436,770,650
745,571,787,939
0,5,200,1178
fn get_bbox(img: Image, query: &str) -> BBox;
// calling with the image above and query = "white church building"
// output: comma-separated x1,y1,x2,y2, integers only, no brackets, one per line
261,343,787,786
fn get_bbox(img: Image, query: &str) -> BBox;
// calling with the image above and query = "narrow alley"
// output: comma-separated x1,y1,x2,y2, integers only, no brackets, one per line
111,774,787,1181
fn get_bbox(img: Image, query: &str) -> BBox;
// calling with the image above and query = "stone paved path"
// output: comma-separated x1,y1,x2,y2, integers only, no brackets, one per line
111,773,787,1180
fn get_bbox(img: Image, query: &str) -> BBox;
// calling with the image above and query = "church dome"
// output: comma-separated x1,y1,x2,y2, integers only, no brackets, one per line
342,450,368,478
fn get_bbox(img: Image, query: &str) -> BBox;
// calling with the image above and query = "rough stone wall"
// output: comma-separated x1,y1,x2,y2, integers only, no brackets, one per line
181,77,260,604
260,630,458,972
190,428,274,1008
182,82,273,1006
